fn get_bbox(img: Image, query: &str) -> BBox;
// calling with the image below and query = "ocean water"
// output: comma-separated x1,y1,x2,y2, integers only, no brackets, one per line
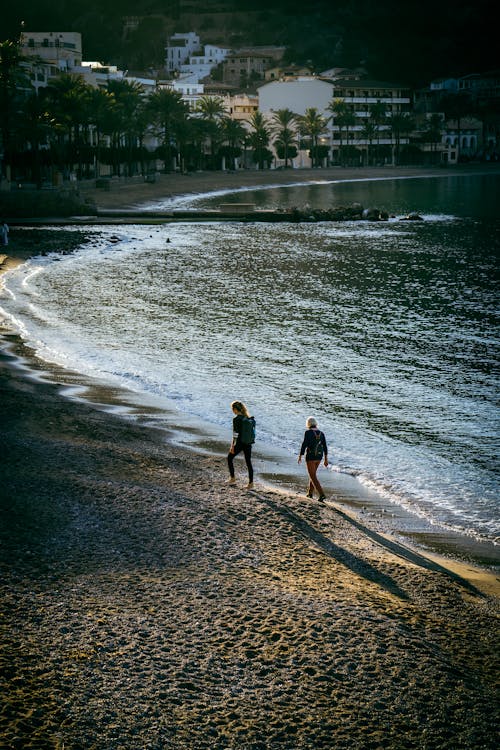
1,174,499,543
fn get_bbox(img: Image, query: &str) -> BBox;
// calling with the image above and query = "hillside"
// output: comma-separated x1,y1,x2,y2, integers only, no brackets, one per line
4,0,497,86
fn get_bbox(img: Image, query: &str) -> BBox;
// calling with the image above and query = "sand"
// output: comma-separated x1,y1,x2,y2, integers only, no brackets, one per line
76,164,500,212
1,165,500,749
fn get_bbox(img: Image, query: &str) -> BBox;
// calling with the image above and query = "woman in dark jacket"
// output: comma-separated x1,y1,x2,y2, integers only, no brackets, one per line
298,416,328,501
227,400,255,489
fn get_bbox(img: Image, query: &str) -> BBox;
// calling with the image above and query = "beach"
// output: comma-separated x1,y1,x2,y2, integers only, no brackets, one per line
1,165,499,749
75,164,497,212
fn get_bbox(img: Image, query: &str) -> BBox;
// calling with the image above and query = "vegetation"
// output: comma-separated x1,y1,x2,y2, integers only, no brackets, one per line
3,1,495,86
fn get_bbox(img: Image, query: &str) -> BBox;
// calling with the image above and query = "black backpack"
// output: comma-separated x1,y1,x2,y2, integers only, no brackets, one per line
310,430,323,459
240,416,256,445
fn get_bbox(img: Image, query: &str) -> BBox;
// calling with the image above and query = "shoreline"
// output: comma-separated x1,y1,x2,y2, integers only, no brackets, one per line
1,165,499,571
1,165,499,748
1,332,499,749
78,163,500,212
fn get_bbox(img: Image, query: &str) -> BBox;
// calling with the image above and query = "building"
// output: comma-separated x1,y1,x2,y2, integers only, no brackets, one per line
225,93,259,122
179,44,230,80
259,77,412,166
265,64,312,81
329,80,412,164
21,31,82,71
258,77,334,116
165,32,201,75
20,31,83,93
222,47,286,87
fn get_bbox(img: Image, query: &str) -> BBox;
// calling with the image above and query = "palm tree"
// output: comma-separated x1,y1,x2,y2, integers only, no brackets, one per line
327,99,355,165
298,107,328,167
0,40,30,179
387,111,414,165
421,113,443,164
441,92,473,161
107,79,144,176
271,108,298,168
148,88,188,171
220,117,247,171
87,88,116,177
369,101,387,163
196,95,227,169
248,111,271,170
46,73,93,178
18,91,55,187
360,120,377,166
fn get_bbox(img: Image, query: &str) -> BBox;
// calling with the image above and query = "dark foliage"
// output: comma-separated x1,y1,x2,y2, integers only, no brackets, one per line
3,0,496,86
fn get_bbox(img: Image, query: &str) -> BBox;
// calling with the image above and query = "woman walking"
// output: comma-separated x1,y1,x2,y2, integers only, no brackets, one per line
227,400,256,489
298,416,328,501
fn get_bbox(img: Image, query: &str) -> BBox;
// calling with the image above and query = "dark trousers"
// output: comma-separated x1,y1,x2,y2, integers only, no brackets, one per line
227,441,253,482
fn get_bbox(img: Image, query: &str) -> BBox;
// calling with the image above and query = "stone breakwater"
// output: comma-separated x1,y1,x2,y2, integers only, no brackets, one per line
7,204,422,226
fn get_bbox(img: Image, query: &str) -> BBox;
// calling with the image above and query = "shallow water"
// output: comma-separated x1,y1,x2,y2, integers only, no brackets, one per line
1,174,499,542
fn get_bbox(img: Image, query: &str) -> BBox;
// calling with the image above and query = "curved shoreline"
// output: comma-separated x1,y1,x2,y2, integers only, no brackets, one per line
1,166,499,749
75,163,500,212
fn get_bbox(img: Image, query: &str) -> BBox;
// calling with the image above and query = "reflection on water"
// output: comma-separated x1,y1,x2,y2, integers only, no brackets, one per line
1,174,499,540
182,173,500,219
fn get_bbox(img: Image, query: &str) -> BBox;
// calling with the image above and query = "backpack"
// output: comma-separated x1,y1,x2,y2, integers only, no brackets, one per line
310,430,324,460
240,416,256,445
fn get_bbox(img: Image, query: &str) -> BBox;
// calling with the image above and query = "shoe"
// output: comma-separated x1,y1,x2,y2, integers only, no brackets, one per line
246,482,254,490
318,495,326,502
306,491,313,499
228,477,236,485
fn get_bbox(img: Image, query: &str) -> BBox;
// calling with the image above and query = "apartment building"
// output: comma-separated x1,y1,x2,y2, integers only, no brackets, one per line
328,79,412,149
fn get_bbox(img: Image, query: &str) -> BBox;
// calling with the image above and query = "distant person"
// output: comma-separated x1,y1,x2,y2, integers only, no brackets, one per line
298,416,328,501
0,220,9,246
227,400,256,489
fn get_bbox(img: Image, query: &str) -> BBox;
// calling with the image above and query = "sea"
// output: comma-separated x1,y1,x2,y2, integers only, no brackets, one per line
1,172,499,553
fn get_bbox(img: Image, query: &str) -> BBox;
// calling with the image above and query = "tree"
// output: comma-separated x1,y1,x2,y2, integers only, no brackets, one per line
369,101,387,163
441,92,473,161
46,73,93,178
299,107,328,167
421,113,443,162
360,121,377,165
87,87,116,177
220,117,246,170
0,40,29,179
107,79,145,176
196,95,227,169
148,88,188,172
249,110,271,170
387,111,414,165
271,108,298,167
18,91,56,187
327,99,355,165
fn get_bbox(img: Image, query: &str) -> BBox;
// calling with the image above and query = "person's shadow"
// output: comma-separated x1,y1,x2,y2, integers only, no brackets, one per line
254,494,482,600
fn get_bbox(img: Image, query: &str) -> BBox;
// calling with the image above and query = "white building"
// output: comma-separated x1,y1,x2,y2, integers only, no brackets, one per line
259,77,413,166
258,77,334,117
74,61,125,88
165,32,201,75
21,31,82,71
20,31,83,93
157,77,205,110
179,44,230,81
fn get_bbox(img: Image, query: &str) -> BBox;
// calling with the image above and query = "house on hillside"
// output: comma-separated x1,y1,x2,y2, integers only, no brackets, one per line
222,47,285,88
165,32,201,74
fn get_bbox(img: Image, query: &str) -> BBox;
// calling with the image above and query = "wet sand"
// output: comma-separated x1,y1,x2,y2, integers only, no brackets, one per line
1,165,500,749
